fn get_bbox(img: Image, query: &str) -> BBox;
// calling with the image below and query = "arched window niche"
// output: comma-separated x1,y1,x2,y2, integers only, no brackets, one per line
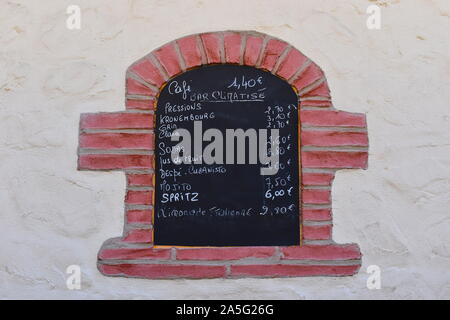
78,31,368,279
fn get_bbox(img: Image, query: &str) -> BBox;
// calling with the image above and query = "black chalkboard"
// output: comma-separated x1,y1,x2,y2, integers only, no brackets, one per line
154,64,300,246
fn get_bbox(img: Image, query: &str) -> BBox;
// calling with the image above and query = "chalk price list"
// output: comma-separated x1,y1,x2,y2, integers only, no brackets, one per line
260,103,298,217
156,78,298,219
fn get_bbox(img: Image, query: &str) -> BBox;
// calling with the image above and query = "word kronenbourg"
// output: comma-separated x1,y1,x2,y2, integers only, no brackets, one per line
170,121,280,176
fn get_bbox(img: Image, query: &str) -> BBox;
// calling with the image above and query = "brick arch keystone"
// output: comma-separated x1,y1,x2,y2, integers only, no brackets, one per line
78,30,368,279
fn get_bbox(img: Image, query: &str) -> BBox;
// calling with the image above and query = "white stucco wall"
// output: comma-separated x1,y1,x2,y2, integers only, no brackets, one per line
0,0,449,299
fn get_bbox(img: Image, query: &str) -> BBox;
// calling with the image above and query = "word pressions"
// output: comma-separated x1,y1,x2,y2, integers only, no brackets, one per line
154,65,300,246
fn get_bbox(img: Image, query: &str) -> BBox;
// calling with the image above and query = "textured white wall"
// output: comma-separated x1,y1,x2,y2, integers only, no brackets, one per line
0,0,449,299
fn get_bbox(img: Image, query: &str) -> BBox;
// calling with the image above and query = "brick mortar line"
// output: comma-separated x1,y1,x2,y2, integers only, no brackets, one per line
127,71,159,92
97,272,360,280
303,203,331,207
301,106,333,110
79,148,154,155
300,96,331,101
127,186,154,191
125,223,153,230
101,241,357,250
298,77,326,96
239,32,247,65
302,146,368,152
303,204,332,209
255,35,270,68
81,147,366,156
303,219,332,223
125,169,155,174
102,241,155,249
272,45,292,75
80,129,154,134
121,109,154,114
301,126,367,132
303,185,331,190
303,240,334,245
81,129,154,134
301,105,335,113
302,168,337,174
196,34,207,65
225,265,231,277
173,40,187,72
288,59,312,84
170,247,177,261
303,221,332,226
124,206,154,212
125,204,153,210
103,238,360,249
126,94,155,100
272,246,283,260
219,31,225,63
147,53,169,81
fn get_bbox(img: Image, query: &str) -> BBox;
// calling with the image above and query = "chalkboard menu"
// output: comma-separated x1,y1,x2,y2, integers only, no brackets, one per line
154,65,300,246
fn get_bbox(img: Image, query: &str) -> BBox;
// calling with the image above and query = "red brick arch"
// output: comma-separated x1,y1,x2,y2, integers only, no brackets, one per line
78,31,368,279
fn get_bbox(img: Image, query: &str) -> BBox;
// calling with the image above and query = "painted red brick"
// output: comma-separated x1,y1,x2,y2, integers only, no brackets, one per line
177,35,202,69
127,174,154,186
303,81,331,98
126,77,156,96
99,248,170,260
302,151,368,169
126,209,153,224
99,264,227,279
276,49,309,80
129,58,165,88
79,154,153,170
126,99,155,110
80,133,153,150
303,209,332,221
303,189,331,204
153,43,182,77
282,244,361,260
300,99,332,108
123,228,153,243
301,131,369,147
244,35,264,66
300,110,367,128
302,173,334,186
200,33,222,64
303,225,332,240
224,32,242,64
292,63,324,92
260,39,288,71
125,190,153,205
80,113,154,130
176,247,276,261
230,264,359,277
